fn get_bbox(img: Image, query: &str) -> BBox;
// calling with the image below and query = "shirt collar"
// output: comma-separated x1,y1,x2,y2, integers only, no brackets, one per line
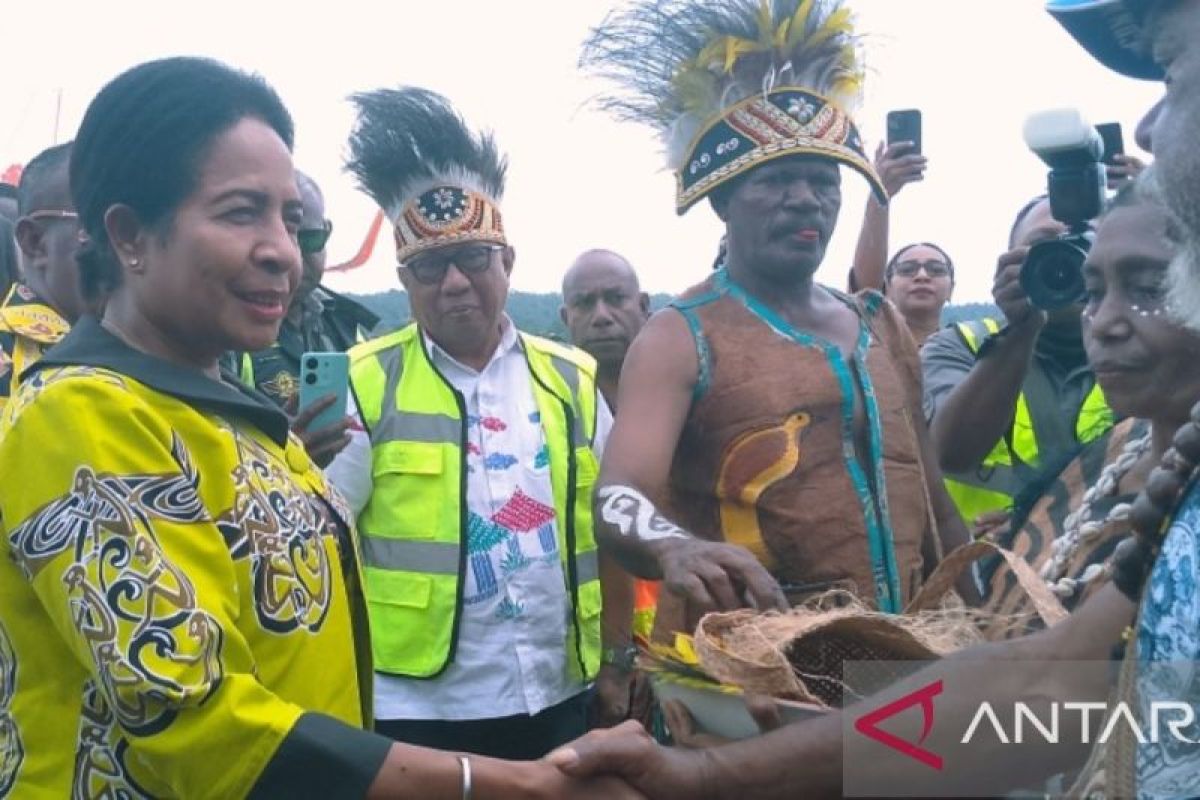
422,314,521,375
29,316,291,446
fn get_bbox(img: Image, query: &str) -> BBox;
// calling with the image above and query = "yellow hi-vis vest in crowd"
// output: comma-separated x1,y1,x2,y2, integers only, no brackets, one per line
943,318,1113,524
348,323,602,681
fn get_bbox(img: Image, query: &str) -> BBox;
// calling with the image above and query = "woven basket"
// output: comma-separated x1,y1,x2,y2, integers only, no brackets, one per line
692,604,949,706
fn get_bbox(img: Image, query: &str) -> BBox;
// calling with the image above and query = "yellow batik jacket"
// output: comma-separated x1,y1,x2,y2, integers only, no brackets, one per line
0,282,70,415
0,317,390,799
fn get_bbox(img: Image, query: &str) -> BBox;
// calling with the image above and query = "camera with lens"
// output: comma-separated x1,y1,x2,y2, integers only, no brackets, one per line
1019,109,1107,311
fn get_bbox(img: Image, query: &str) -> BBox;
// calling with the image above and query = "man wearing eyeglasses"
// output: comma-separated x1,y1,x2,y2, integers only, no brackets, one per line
231,171,378,465
326,87,618,760
1,142,85,415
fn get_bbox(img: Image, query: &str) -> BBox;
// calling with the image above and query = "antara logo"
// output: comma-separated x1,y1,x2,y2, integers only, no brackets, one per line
853,680,944,770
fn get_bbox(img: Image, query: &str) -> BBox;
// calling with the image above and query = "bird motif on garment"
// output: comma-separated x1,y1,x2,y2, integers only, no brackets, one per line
715,410,812,571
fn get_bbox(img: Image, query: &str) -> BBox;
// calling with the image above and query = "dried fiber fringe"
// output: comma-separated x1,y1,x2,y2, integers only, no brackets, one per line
692,590,1030,705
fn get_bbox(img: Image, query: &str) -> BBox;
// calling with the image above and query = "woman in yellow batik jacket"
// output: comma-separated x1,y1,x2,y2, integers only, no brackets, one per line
0,58,635,800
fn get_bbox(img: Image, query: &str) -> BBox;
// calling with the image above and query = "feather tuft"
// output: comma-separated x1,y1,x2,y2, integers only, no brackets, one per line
344,87,507,219
581,0,866,169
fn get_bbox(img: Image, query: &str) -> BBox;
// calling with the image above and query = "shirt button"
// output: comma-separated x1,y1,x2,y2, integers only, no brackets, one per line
286,445,309,474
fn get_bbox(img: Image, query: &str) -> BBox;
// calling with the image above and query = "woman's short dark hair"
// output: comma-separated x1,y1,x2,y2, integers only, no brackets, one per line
70,57,294,300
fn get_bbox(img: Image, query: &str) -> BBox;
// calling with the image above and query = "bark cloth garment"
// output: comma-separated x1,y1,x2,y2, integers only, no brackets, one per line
654,268,937,637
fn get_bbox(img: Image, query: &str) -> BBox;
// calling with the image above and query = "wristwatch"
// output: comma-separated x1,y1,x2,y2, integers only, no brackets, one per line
601,644,639,672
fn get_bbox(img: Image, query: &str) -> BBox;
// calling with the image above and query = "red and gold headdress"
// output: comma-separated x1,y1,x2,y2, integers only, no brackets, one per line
345,88,507,262
582,0,885,214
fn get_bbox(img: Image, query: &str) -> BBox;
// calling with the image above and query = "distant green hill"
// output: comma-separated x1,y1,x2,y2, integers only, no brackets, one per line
350,289,1000,340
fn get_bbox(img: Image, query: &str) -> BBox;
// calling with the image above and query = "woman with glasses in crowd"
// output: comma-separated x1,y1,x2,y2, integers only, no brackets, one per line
883,242,956,345
0,56,635,799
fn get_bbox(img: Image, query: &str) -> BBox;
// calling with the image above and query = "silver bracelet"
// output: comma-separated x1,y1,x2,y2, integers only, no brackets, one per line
458,755,472,800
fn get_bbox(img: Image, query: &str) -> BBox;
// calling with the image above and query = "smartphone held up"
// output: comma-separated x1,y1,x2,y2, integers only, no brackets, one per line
886,109,922,155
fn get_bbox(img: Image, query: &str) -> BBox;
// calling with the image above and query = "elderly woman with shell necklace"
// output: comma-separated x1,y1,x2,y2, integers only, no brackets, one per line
983,184,1200,622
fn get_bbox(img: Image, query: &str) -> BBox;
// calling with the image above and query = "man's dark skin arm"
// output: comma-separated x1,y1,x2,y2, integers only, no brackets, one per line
552,584,1135,799
931,246,1045,473
596,309,787,614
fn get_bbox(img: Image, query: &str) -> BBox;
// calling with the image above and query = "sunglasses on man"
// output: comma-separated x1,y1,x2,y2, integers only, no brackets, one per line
298,219,332,255
400,243,503,286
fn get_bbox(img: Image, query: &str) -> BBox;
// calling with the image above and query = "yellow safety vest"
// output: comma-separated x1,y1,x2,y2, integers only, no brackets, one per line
348,323,602,680
943,318,1113,524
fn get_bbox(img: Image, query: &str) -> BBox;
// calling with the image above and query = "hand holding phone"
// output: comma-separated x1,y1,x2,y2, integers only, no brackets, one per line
1095,122,1124,165
876,109,927,200
294,352,352,467
1095,121,1145,189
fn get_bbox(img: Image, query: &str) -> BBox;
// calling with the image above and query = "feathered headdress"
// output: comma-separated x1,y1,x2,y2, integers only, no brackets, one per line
345,87,508,262
581,0,886,214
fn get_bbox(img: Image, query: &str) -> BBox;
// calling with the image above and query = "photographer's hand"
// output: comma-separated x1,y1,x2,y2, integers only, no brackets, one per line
992,246,1047,332
929,246,1046,474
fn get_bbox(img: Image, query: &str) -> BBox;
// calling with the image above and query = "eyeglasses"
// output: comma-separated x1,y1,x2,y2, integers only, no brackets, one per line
890,260,952,279
22,209,78,225
298,220,332,255
401,244,503,285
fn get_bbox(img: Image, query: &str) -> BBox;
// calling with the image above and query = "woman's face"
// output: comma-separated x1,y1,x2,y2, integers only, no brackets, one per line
1083,202,1200,424
886,244,954,317
121,116,303,364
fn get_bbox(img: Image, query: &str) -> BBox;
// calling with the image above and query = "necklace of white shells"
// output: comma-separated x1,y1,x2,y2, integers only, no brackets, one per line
1040,430,1154,599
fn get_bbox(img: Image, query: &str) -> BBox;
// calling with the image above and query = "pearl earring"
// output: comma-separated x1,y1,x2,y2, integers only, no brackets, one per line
130,258,140,268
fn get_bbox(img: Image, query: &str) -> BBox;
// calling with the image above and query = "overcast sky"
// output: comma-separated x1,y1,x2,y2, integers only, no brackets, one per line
1,1,1163,303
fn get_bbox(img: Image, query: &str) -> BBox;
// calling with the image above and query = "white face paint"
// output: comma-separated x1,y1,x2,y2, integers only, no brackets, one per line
597,485,689,542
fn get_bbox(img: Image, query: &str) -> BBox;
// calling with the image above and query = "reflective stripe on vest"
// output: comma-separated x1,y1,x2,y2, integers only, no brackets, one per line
350,324,602,680
360,536,602,585
943,317,1112,523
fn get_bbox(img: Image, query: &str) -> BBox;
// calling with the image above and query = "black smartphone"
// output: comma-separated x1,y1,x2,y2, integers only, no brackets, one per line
1095,121,1124,165
886,109,922,155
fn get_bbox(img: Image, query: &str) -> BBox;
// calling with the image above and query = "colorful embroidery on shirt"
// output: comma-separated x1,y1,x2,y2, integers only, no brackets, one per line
534,445,550,470
484,453,519,471
500,536,532,575
496,597,525,621
466,512,510,604
480,416,508,433
493,490,558,557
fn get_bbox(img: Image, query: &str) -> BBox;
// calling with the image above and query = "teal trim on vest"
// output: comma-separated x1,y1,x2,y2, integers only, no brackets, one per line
670,288,723,402
713,267,904,612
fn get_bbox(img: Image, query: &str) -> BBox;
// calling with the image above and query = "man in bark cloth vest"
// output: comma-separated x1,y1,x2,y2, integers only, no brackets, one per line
580,0,976,640
546,2,1200,797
